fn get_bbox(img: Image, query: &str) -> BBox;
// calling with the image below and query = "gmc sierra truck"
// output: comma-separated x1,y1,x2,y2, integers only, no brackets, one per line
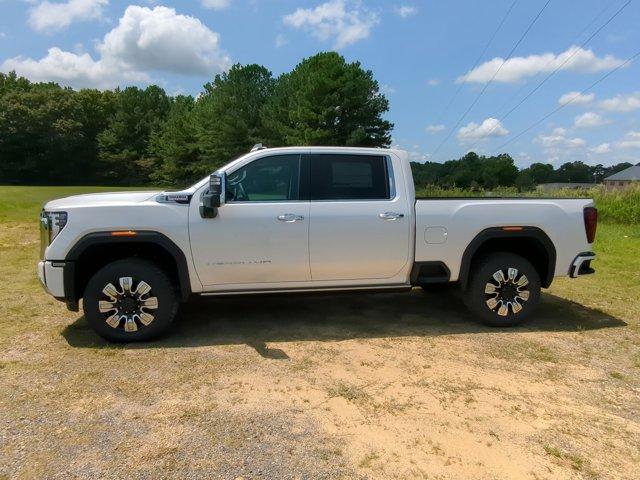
38,146,597,342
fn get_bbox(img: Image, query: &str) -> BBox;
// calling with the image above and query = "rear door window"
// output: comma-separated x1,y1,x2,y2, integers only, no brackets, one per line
310,154,390,200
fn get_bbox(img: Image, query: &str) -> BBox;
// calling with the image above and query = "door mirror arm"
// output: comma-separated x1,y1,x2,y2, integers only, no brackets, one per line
200,173,225,218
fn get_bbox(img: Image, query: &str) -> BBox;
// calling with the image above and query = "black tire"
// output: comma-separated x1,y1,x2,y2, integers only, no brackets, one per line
83,258,178,342
465,252,540,327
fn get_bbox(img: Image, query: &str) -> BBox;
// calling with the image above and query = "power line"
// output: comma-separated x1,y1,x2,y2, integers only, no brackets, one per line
492,0,617,119
467,0,632,151
495,0,631,121
429,0,520,130
495,49,640,151
431,0,553,159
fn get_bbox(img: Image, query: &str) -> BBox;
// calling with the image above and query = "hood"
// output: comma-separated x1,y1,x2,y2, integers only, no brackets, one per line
44,191,161,210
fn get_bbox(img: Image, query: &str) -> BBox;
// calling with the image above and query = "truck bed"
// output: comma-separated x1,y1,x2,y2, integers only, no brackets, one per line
413,197,594,282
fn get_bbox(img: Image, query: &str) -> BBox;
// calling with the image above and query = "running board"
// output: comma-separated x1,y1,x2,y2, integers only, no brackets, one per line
199,284,412,297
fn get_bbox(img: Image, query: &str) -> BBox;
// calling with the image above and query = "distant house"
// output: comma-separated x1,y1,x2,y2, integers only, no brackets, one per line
604,165,640,189
538,182,596,192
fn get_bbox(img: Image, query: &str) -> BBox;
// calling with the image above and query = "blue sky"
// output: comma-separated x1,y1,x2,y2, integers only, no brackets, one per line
1,0,639,167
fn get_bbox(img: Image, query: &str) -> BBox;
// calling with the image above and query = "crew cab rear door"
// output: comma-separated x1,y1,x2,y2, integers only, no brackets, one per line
308,153,410,281
189,153,310,287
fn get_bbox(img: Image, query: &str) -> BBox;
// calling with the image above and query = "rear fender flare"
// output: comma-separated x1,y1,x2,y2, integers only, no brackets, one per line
458,227,556,289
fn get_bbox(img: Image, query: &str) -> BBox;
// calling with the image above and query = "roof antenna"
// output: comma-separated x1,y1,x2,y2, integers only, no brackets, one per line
250,143,267,152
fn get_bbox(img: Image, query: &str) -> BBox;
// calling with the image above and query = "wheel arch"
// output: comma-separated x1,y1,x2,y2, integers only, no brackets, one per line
63,231,192,303
459,227,556,289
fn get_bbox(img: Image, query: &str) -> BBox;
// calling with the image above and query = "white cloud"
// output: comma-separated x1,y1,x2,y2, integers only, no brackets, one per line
515,151,533,166
558,91,594,106
275,33,287,48
599,92,640,112
426,124,445,133
427,78,440,87
395,6,417,18
535,132,585,149
283,0,379,49
98,6,229,75
590,143,611,154
457,118,508,141
28,0,108,32
1,47,147,88
538,128,618,163
573,112,610,129
201,0,230,9
616,131,640,150
458,46,626,84
380,84,396,95
392,140,430,162
407,150,430,162
586,132,640,155
2,6,230,89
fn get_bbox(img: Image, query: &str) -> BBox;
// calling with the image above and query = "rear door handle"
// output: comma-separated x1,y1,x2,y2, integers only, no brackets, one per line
379,212,404,220
277,214,304,223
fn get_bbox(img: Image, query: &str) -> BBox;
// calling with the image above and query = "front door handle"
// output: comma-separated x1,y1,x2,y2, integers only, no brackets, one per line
277,214,304,223
379,212,405,220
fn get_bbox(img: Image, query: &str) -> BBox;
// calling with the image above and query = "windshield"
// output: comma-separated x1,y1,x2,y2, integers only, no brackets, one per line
187,153,250,192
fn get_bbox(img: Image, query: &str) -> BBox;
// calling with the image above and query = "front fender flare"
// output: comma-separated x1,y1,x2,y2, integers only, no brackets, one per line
63,231,192,303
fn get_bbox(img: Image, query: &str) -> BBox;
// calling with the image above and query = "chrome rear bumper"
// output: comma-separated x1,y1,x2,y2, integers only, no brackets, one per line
569,252,596,278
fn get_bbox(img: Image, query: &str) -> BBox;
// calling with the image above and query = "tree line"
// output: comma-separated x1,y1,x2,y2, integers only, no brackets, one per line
411,153,634,191
0,50,633,189
0,52,392,187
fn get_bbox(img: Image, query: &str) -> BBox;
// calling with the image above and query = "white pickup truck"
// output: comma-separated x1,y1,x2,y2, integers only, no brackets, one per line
38,146,597,342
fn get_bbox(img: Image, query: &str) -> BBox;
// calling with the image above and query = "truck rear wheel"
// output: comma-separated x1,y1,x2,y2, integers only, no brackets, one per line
83,258,178,342
465,252,540,327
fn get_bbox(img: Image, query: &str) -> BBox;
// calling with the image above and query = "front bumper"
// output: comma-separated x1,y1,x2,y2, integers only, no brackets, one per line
569,252,596,278
38,260,79,311
37,260,66,298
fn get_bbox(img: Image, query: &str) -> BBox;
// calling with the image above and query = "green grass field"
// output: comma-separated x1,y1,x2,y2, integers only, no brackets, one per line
0,185,156,223
1,185,639,479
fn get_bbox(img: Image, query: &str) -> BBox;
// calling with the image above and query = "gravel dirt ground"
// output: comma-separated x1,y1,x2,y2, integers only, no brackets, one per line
1,218,639,480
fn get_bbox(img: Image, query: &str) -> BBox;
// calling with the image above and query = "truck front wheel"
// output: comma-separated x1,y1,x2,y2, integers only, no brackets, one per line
83,258,178,342
465,252,541,327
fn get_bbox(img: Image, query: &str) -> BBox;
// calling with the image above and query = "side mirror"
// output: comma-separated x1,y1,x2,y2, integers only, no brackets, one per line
200,173,224,218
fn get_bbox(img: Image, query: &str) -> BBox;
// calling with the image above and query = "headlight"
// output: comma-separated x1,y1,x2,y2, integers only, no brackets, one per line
41,211,68,243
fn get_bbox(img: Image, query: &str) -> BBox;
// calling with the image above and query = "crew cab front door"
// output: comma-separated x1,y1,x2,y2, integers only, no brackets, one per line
189,154,310,287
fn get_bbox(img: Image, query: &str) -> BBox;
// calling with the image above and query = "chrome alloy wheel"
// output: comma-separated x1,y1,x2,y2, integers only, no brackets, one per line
98,277,159,332
484,268,530,317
